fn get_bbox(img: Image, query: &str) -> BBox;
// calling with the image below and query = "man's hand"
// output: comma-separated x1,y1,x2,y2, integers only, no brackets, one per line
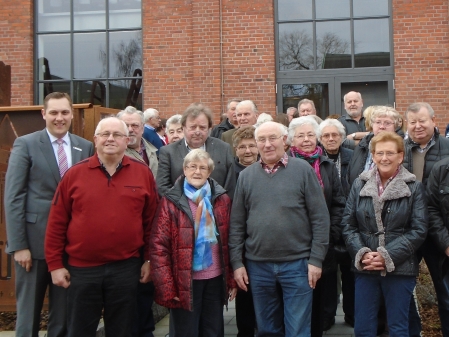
14,249,32,272
140,261,151,283
233,267,249,292
50,268,71,288
308,264,322,289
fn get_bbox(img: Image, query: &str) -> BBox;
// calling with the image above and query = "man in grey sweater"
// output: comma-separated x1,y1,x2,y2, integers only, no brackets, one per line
229,121,330,336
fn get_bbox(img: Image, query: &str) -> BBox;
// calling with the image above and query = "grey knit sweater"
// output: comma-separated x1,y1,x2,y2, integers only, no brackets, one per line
229,157,330,270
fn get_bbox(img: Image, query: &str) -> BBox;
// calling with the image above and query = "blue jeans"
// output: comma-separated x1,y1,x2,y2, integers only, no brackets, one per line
354,273,415,337
422,242,449,337
246,258,313,337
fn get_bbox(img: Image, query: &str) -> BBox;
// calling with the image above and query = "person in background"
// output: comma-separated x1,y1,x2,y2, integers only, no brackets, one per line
211,99,241,139
298,98,317,116
150,149,237,337
276,113,290,127
4,92,94,337
319,118,355,327
347,106,401,187
255,112,273,127
143,108,164,153
286,107,299,122
342,131,428,337
166,114,184,144
156,118,168,145
288,117,346,335
232,126,259,179
338,91,369,145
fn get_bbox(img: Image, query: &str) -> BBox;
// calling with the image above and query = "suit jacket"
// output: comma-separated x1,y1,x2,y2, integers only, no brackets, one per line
221,128,237,156
156,137,236,199
125,138,159,178
143,126,164,152
4,129,94,259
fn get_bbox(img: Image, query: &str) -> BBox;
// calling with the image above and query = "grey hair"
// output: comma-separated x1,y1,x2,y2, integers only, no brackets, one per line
180,103,213,128
227,99,242,110
287,116,320,145
166,114,182,129
236,100,258,113
319,118,346,139
116,107,144,123
254,121,287,139
297,98,316,111
143,108,159,123
371,106,400,128
95,116,129,136
183,149,215,172
405,102,435,119
343,91,362,102
255,113,273,127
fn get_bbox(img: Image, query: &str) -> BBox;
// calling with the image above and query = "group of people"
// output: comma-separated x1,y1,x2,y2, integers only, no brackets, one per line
4,91,449,337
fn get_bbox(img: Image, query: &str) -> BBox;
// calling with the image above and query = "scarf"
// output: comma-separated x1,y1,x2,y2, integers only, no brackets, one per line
184,179,218,271
290,146,324,188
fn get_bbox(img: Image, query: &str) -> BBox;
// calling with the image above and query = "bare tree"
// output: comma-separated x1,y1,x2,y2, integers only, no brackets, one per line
279,29,313,70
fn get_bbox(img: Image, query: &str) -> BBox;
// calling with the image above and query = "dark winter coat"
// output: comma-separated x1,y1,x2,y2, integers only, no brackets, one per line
149,176,236,311
342,166,428,276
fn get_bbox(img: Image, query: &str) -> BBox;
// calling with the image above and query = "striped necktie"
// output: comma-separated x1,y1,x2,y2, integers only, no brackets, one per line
57,138,68,177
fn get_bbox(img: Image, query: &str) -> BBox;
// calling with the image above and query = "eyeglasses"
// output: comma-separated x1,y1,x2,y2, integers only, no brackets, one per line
373,121,395,127
293,133,316,140
96,132,127,139
256,135,283,144
124,123,142,129
185,165,209,172
374,152,399,158
321,133,340,140
236,144,257,151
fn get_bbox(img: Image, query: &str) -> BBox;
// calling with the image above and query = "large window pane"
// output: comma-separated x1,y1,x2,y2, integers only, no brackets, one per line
109,80,142,110
38,34,71,80
37,82,71,102
73,80,106,105
37,0,70,32
109,0,141,29
278,0,312,21
316,21,351,69
74,32,107,79
341,81,389,110
279,23,314,70
74,0,106,30
353,0,388,17
354,19,390,67
282,83,329,118
109,31,142,78
316,0,349,19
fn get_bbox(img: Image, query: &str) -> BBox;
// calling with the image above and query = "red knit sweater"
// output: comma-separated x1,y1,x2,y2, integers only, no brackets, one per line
45,154,159,271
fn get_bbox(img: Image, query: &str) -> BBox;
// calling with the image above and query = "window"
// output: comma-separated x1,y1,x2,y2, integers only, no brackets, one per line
35,0,142,109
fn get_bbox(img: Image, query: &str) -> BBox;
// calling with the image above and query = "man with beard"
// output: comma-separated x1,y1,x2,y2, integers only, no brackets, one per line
338,91,369,145
117,106,158,178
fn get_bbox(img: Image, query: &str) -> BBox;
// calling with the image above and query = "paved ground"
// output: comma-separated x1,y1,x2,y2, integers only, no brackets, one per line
153,296,355,337
0,296,354,336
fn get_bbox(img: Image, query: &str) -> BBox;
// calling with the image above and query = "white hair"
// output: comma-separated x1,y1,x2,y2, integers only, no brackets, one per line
166,114,182,129
287,116,320,145
143,108,159,123
116,108,144,123
319,118,346,139
255,113,273,127
95,116,129,136
254,121,287,139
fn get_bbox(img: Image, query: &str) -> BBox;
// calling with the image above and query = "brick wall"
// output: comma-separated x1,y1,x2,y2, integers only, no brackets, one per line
0,1,34,106
393,0,449,130
143,0,276,124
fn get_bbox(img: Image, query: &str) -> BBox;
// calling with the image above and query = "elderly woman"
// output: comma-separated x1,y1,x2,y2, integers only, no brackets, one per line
342,132,428,336
232,126,259,179
166,114,184,144
150,149,237,337
288,116,346,336
347,106,402,186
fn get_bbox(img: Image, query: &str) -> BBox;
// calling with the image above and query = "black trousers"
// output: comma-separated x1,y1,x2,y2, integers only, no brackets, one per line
235,284,256,337
67,257,141,337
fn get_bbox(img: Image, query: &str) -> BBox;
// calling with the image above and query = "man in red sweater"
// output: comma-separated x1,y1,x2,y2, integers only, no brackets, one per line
45,117,159,337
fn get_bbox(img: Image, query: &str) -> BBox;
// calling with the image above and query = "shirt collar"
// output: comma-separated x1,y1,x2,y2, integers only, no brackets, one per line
144,124,155,131
410,133,435,153
46,129,70,144
184,139,206,152
259,152,289,169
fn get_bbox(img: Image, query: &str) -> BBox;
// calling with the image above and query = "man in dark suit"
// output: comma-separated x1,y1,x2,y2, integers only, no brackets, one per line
156,102,235,198
4,92,94,337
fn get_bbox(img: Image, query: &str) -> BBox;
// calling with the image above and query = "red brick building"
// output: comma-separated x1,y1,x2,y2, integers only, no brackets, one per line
0,0,448,128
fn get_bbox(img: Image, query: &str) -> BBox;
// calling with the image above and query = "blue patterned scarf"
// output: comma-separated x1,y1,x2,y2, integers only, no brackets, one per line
184,179,218,271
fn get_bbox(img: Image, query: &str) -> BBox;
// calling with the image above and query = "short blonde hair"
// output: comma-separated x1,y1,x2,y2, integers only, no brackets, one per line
183,149,214,172
370,131,405,154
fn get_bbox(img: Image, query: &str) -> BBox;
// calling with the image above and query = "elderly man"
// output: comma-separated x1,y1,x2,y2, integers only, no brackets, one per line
166,114,184,144
156,102,235,198
45,117,159,337
338,91,369,144
211,99,241,139
229,121,330,336
286,106,299,122
298,98,316,116
117,106,158,177
402,102,449,337
222,100,259,155
143,108,164,152
4,92,94,337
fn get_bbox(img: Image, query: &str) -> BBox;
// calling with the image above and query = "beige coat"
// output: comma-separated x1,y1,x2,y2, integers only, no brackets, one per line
125,138,158,178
